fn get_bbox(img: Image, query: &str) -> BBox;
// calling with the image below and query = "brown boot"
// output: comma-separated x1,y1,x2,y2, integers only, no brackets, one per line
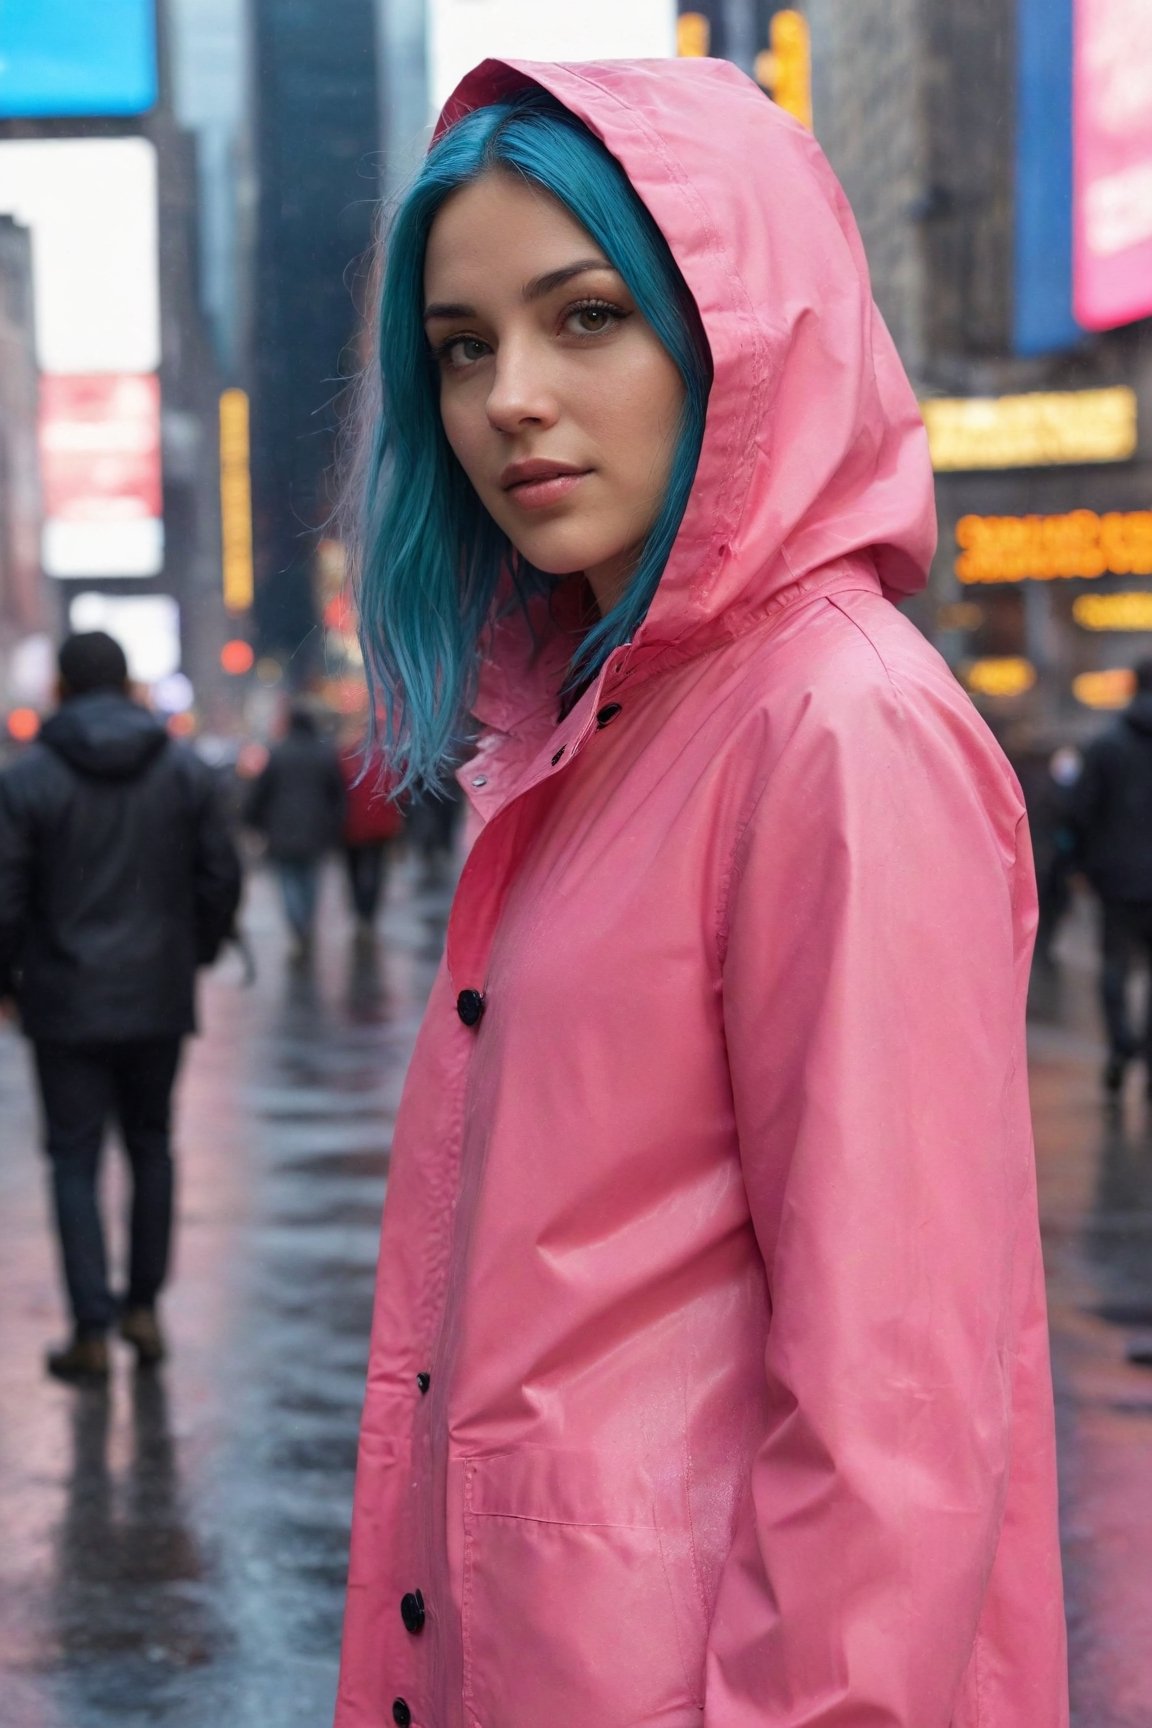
119,1306,166,1366
46,1333,110,1384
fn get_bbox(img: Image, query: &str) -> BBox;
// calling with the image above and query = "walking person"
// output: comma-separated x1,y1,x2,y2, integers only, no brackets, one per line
336,63,1067,1727
1069,657,1152,1096
339,735,404,941
244,704,345,961
0,632,241,1383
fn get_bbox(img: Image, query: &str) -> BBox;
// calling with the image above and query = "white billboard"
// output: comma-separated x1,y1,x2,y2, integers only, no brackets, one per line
0,136,160,374
69,593,181,683
428,0,678,111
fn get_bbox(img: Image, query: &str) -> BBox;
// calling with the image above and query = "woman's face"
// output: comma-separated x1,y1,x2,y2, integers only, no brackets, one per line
423,171,686,615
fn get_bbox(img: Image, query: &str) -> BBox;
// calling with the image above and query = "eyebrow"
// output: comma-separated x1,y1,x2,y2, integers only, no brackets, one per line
422,258,616,323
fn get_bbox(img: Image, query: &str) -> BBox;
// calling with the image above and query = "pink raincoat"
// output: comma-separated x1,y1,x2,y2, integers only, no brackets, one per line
337,57,1068,1728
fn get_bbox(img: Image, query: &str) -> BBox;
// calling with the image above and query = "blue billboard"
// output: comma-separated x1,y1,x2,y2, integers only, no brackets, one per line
1014,0,1083,355
0,0,157,118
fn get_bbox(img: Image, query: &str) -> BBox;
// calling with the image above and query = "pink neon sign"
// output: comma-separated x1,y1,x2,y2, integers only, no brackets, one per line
1073,0,1152,330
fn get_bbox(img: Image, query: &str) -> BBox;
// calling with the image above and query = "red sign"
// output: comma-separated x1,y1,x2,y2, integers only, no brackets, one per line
1074,0,1152,329
38,373,162,576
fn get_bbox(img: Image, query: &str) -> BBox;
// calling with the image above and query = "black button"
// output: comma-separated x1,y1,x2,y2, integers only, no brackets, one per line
456,988,485,1027
416,1371,430,1394
596,702,622,728
392,1701,412,1727
551,748,565,765
400,1589,425,1634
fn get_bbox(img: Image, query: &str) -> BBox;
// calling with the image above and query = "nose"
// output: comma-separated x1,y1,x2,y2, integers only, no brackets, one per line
485,337,559,434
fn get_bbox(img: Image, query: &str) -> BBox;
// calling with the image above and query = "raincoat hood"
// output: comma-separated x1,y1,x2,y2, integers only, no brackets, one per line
40,691,169,781
434,56,936,705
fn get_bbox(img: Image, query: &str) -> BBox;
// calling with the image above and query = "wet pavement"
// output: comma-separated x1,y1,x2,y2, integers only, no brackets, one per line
0,866,1149,1726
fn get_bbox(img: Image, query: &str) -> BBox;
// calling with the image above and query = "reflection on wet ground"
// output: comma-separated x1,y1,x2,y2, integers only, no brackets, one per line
1028,903,1152,1728
0,876,1149,1723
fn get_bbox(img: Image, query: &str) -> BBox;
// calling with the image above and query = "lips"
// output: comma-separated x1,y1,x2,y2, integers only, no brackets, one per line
500,459,592,512
500,458,589,492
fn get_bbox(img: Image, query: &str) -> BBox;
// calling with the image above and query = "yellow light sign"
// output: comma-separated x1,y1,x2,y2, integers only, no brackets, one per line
677,12,710,56
219,388,254,614
1073,592,1152,631
1072,668,1136,709
955,510,1152,584
963,658,1037,698
756,11,812,129
921,386,1137,470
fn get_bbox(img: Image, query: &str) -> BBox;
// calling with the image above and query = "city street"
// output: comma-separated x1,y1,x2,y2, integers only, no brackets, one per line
0,863,1150,1728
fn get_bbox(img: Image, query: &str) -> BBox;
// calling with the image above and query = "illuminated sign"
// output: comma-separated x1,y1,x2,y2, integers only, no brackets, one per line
755,11,813,129
219,389,254,613
963,659,1037,698
69,592,180,682
922,386,1136,470
0,137,160,373
955,510,1152,584
1072,667,1136,708
428,0,677,109
1073,592,1152,630
0,0,157,118
1074,0,1152,329
677,13,710,55
39,374,162,578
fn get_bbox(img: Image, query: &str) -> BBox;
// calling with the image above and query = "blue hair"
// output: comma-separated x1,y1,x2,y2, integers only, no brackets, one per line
354,89,710,793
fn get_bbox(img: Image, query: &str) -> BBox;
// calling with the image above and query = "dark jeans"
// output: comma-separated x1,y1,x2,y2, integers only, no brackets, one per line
1099,899,1152,1064
277,858,320,940
344,842,392,923
34,1039,184,1334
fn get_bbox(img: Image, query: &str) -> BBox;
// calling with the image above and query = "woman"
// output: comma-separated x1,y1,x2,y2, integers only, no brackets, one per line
337,58,1067,1728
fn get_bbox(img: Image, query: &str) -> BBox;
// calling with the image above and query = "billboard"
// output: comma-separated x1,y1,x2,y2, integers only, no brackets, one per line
1014,0,1081,354
0,137,160,373
69,592,181,683
428,0,677,110
0,137,163,577
39,375,163,578
1073,0,1152,329
0,0,157,118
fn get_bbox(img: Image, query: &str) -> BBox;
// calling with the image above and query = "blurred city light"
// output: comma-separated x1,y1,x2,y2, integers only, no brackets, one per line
6,707,40,742
219,388,254,614
922,387,1138,470
220,639,255,676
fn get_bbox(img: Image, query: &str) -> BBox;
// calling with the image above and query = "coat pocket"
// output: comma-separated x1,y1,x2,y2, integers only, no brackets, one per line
461,1446,704,1728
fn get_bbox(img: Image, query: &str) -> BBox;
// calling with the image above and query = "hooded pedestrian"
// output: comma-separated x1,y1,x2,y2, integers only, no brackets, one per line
244,703,346,960
0,632,241,1381
1069,657,1152,1095
336,62,1068,1728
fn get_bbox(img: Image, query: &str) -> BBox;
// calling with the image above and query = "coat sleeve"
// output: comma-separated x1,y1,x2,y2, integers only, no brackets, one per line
0,773,33,997
189,764,243,964
705,676,1036,1726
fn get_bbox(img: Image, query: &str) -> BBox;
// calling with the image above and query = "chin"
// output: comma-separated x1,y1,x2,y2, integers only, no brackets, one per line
505,526,622,580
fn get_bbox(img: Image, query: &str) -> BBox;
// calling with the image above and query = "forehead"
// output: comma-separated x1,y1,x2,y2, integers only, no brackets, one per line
423,171,606,294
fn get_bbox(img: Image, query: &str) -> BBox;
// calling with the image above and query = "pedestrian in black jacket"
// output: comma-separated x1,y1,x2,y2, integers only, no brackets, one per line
1069,657,1152,1096
243,705,345,962
0,632,242,1381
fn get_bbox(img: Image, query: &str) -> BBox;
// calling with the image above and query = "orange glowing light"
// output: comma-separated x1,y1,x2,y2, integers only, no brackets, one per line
220,639,255,675
6,708,40,742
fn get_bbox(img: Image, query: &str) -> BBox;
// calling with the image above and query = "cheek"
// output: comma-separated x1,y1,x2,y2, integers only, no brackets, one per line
439,392,488,487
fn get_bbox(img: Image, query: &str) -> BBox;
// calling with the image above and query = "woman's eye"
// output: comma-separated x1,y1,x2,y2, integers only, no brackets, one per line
566,300,628,336
439,335,489,370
